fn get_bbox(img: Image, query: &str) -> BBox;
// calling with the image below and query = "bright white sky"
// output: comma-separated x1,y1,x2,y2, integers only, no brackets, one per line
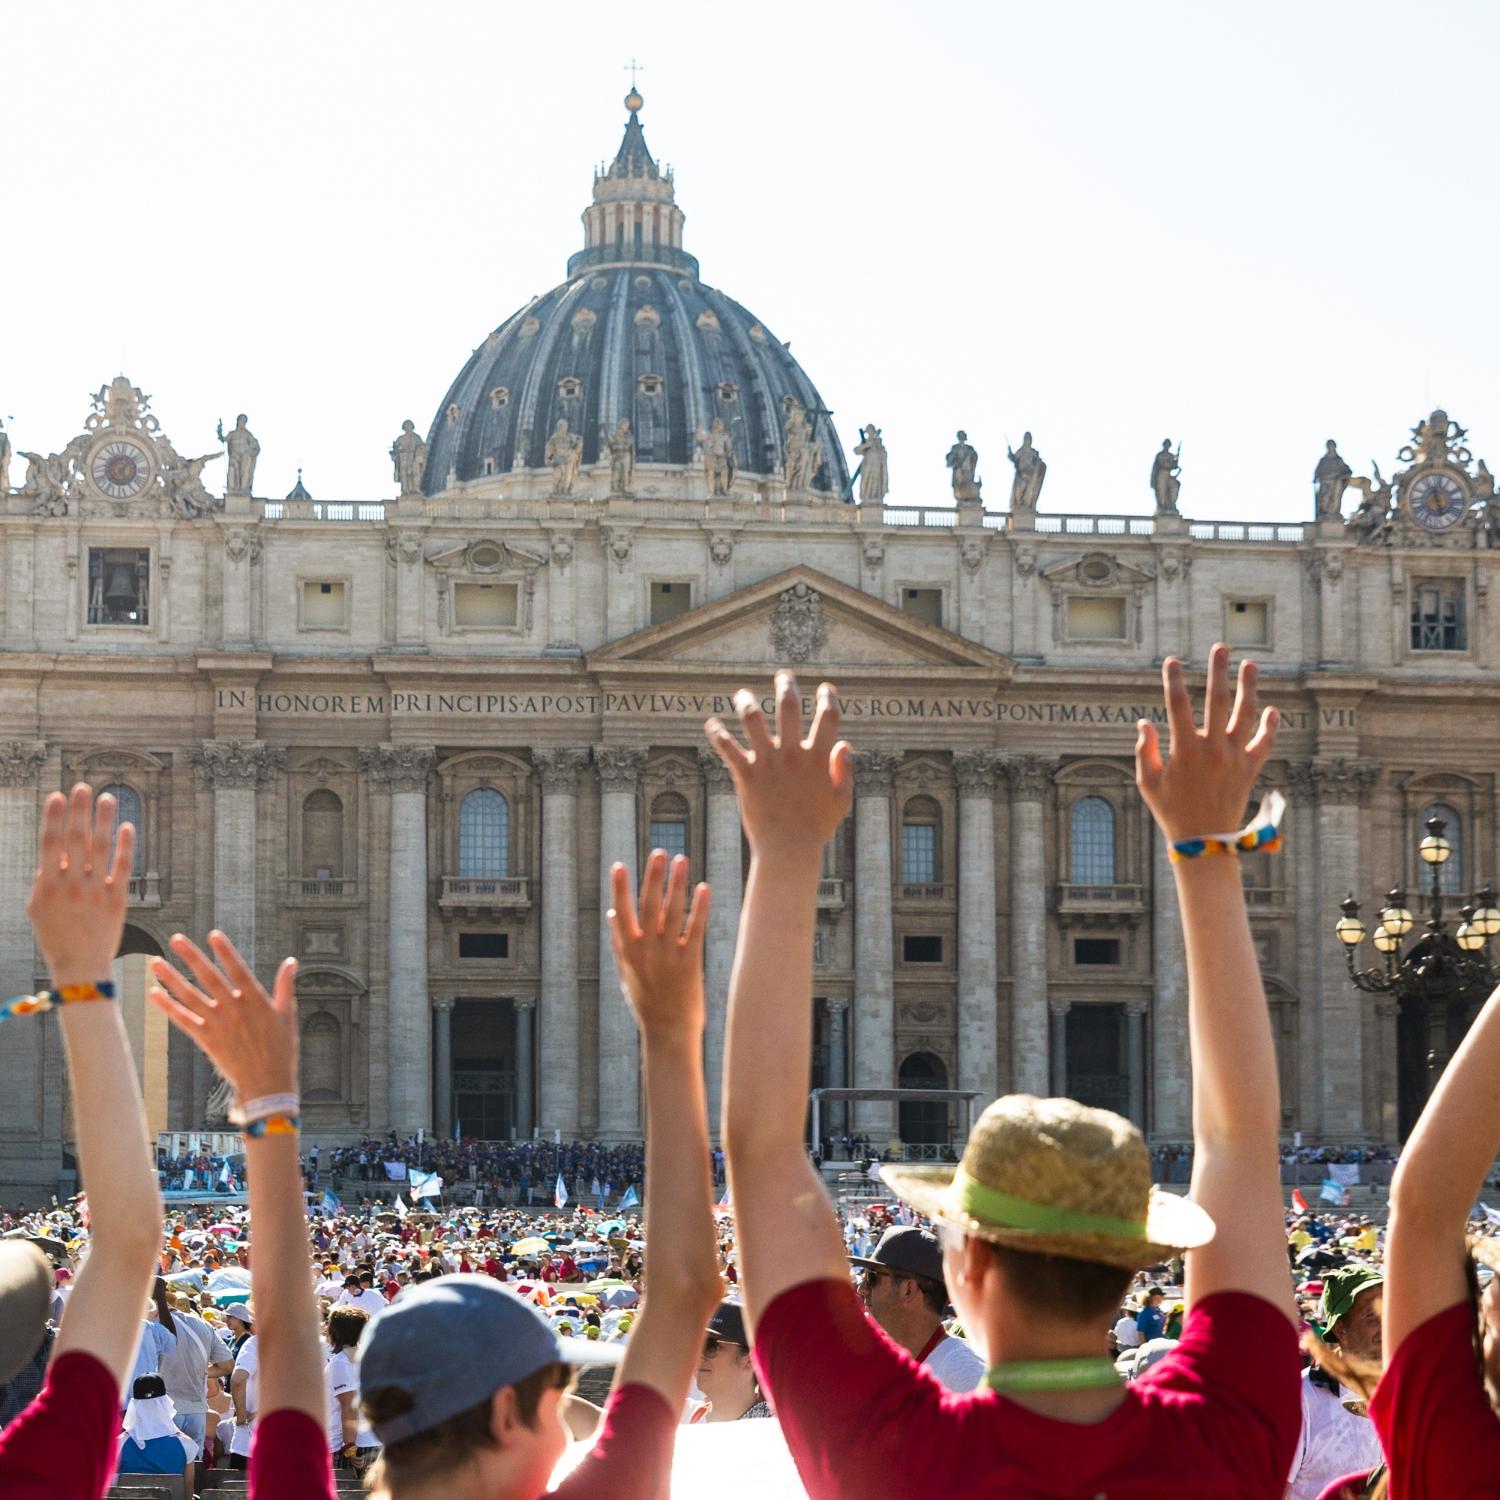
7,1,1498,519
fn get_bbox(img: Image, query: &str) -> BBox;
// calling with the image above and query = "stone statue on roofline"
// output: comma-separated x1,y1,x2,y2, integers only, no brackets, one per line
1313,439,1353,519
607,419,635,495
853,425,888,504
946,430,980,502
1007,431,1046,512
391,420,428,496
697,418,736,497
544,418,583,496
217,414,260,494
782,399,821,492
1150,439,1181,513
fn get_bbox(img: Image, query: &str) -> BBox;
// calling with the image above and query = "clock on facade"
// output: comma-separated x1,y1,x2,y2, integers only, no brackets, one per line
1407,470,1467,531
88,437,153,500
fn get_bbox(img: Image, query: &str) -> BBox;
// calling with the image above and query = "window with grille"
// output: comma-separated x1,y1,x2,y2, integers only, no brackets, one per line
1070,797,1116,885
901,823,937,884
649,820,687,861
301,790,344,879
1411,580,1466,651
458,788,509,878
1418,801,1464,894
98,783,143,875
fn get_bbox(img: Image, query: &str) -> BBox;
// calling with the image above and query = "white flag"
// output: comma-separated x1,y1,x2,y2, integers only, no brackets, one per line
393,1194,408,1220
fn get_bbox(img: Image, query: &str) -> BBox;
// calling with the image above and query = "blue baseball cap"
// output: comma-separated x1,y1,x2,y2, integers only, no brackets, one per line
357,1274,622,1444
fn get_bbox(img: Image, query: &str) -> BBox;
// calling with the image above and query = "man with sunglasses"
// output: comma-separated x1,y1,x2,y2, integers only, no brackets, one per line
688,1302,773,1424
852,1227,983,1393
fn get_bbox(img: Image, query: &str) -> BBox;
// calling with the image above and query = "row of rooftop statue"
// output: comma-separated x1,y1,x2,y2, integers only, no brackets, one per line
0,379,1495,540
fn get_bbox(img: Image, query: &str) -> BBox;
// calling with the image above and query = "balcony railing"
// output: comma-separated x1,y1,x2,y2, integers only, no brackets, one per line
1242,884,1288,908
898,881,953,901
286,878,360,901
127,873,163,906
816,878,845,908
1056,882,1145,911
439,875,531,910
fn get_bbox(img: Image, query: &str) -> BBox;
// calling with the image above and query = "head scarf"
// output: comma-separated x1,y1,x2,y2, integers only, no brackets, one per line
122,1390,183,1450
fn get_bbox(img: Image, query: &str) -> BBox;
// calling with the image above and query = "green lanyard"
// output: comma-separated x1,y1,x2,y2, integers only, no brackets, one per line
982,1357,1122,1393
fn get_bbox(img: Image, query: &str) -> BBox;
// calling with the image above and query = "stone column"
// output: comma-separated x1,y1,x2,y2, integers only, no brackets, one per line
1150,830,1190,1138
0,744,47,1142
853,750,901,1138
825,996,849,1141
432,997,454,1141
953,751,1000,1108
1287,763,1322,1135
218,527,259,648
1048,1000,1069,1096
546,534,578,651
361,745,436,1134
514,997,536,1139
1004,756,1054,1095
699,748,743,1133
1312,758,1378,1138
596,746,647,1139
1125,1001,1147,1130
534,750,589,1137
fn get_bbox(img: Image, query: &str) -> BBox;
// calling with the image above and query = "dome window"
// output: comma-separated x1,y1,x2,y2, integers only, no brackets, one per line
633,305,661,330
490,387,510,409
519,317,541,339
481,457,496,476
558,377,583,401
716,381,739,404
696,309,721,333
446,404,461,427
571,308,597,333
748,324,768,344
634,275,652,290
638,374,664,398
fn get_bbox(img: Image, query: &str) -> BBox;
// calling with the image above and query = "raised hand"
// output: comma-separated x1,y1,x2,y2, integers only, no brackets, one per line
148,932,298,1103
27,784,135,989
1135,644,1278,843
607,851,710,1039
704,672,853,860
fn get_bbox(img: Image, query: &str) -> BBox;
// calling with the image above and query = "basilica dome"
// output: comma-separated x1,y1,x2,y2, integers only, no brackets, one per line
422,93,849,498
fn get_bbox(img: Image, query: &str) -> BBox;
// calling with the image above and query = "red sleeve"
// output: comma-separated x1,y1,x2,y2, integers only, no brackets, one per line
556,1382,676,1500
1369,1300,1500,1498
249,1408,336,1500
0,1350,120,1500
750,1276,973,1500
1135,1291,1303,1490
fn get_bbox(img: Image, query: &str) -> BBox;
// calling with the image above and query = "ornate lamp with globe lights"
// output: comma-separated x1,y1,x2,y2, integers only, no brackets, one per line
1336,815,1500,1129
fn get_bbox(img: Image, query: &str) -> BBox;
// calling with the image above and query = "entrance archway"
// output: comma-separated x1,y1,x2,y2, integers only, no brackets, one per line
897,1051,950,1145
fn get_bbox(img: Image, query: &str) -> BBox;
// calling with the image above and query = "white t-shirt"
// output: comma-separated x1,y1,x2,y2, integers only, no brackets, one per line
325,1350,377,1450
336,1287,387,1316
922,1333,985,1393
160,1313,233,1415
1285,1368,1383,1500
230,1336,259,1457
1112,1314,1142,1349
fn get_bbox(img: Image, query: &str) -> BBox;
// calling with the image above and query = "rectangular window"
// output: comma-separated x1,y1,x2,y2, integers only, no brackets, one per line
901,823,937,884
648,819,687,860
649,581,693,625
299,580,348,630
1411,580,1466,651
901,588,943,627
1224,599,1269,647
86,548,150,626
453,582,519,629
1073,938,1121,965
1066,596,1127,641
902,934,943,964
458,932,508,959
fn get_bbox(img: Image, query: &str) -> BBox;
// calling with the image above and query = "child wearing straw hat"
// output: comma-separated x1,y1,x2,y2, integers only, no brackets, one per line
707,651,1301,1498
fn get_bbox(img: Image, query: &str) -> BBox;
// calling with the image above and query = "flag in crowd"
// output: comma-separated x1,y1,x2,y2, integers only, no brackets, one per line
1291,1187,1309,1212
618,1183,639,1209
320,1188,340,1216
392,1193,407,1220
408,1170,442,1202
554,1172,568,1208
383,1159,406,1181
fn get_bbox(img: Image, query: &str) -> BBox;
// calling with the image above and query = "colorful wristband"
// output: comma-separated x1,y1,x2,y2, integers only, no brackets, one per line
229,1091,301,1128
0,980,117,1024
243,1112,301,1139
1169,789,1286,864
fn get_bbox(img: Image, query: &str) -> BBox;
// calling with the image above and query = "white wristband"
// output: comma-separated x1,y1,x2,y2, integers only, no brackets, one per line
229,1091,301,1127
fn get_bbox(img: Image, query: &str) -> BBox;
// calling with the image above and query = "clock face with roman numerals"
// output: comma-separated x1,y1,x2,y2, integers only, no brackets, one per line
1407,471,1467,531
89,437,153,500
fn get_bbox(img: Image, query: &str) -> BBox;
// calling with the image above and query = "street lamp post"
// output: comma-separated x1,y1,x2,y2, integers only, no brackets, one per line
1335,816,1500,1129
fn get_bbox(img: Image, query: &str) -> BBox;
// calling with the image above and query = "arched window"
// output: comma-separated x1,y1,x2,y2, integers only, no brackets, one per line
302,1013,341,1102
1070,797,1116,885
301,790,344,880
97,783,143,876
648,792,689,863
459,788,510,878
901,796,941,887
1418,802,1464,895
898,1051,950,1146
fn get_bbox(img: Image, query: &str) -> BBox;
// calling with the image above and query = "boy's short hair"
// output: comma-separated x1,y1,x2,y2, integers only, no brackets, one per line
987,1242,1135,1323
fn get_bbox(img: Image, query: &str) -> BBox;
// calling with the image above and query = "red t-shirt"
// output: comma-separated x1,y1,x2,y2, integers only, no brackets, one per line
1368,1299,1500,1498
0,1349,120,1500
557,1382,675,1499
753,1277,1302,1499
248,1408,336,1500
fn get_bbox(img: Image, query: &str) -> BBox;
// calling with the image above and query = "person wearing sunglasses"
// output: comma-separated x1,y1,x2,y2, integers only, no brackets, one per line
688,1302,772,1424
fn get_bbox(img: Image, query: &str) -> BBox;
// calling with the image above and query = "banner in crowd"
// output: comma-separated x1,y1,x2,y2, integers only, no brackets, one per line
321,1189,340,1216
1320,1179,1350,1206
383,1161,407,1181
409,1170,443,1202
1328,1164,1361,1187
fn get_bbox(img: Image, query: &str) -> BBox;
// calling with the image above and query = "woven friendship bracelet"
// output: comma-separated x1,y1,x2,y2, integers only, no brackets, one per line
1169,789,1286,864
229,1091,301,1128
0,980,117,1024
243,1112,301,1139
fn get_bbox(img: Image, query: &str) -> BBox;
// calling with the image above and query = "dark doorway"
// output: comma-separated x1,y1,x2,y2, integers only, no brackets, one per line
1066,1004,1129,1117
898,1051,950,1145
1397,992,1482,1140
450,999,516,1139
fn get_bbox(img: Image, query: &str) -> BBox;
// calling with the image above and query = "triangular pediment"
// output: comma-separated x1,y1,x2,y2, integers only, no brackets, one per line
589,565,1012,678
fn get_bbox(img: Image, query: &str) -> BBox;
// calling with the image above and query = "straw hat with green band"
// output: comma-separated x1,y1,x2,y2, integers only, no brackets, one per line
880,1094,1215,1272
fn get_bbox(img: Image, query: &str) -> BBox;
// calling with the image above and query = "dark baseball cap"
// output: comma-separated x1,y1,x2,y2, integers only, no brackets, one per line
357,1275,621,1445
850,1225,945,1286
706,1299,749,1348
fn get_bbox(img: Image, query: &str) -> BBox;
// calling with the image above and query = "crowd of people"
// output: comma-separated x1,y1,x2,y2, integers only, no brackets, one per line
1,655,1498,1499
